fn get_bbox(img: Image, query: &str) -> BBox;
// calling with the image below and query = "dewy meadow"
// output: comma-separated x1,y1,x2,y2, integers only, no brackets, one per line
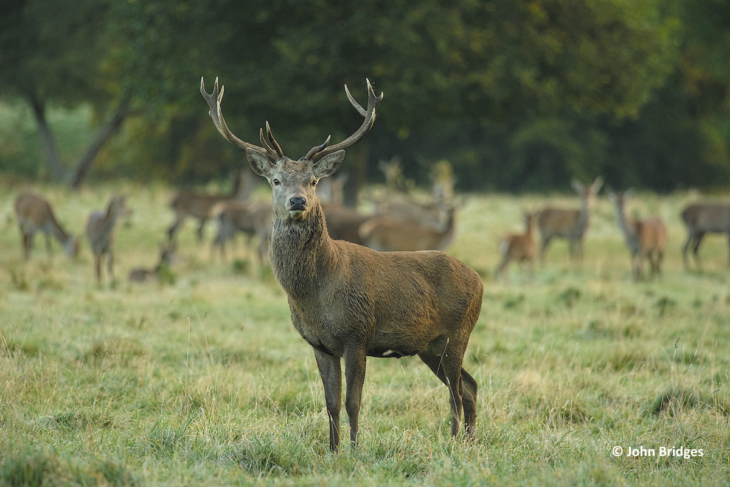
0,182,728,485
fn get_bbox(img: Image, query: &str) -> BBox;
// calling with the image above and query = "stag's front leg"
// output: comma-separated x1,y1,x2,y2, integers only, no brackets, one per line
343,346,367,448
314,349,341,452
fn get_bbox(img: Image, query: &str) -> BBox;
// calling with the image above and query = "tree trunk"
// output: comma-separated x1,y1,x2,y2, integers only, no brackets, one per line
29,96,66,182
70,97,131,189
344,139,369,207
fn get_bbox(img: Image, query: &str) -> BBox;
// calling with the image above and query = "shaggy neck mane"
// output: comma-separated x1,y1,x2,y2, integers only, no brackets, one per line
270,202,336,298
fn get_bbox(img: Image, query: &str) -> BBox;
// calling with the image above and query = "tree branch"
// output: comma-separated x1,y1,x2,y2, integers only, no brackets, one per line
70,97,131,189
29,96,67,182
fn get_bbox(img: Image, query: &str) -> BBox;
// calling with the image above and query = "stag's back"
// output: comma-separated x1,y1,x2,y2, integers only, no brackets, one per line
681,204,730,233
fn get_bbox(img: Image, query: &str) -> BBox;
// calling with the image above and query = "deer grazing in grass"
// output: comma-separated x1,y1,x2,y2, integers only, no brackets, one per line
607,190,667,281
537,177,603,264
128,241,177,283
86,195,132,284
358,205,457,252
680,202,730,271
14,191,80,261
168,170,247,242
495,211,538,280
201,77,483,451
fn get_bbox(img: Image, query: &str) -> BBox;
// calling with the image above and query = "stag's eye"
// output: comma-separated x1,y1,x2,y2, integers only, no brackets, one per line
273,179,280,186
311,179,317,187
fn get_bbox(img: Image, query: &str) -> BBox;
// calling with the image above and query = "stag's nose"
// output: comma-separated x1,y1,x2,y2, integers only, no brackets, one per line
289,197,306,211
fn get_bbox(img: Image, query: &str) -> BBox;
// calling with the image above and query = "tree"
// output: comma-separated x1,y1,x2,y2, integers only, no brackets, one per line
0,0,130,187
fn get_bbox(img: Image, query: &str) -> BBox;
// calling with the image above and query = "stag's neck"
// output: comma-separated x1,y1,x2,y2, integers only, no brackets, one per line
270,203,337,300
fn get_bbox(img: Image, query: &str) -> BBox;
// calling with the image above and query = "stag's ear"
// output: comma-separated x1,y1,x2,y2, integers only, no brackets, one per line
313,150,345,179
246,148,273,178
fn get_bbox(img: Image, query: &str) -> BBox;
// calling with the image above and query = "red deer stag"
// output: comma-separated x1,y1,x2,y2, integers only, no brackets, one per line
537,177,603,264
86,195,132,284
680,202,730,271
201,77,483,451
608,190,667,280
14,191,80,260
495,211,538,280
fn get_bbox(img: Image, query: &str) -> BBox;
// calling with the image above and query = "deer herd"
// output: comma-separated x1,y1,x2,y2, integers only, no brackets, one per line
8,78,730,450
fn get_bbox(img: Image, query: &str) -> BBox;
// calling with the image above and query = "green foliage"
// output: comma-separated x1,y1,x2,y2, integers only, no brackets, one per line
2,0,730,190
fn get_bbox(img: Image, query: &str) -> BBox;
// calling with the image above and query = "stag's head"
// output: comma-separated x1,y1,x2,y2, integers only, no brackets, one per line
201,77,383,223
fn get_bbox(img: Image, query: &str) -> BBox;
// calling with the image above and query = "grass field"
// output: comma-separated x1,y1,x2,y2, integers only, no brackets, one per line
0,180,728,486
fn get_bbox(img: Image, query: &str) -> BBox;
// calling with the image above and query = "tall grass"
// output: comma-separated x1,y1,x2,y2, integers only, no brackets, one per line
0,180,728,485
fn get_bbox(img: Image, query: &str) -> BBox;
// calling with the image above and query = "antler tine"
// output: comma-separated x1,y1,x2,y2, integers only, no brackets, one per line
345,84,367,117
266,121,285,158
302,79,383,162
200,77,278,160
303,135,332,161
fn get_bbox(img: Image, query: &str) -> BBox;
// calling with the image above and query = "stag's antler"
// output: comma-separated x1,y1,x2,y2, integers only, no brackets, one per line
302,79,383,162
200,77,284,161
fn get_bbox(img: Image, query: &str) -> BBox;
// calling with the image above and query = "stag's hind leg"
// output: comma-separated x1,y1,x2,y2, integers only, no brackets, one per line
419,346,465,438
460,368,478,439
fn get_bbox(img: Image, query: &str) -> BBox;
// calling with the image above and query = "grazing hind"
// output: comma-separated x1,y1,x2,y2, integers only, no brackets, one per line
201,77,483,451
14,191,79,260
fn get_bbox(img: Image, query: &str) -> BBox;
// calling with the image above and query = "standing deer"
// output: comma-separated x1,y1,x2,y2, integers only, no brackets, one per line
537,177,603,264
495,211,538,280
680,203,730,271
14,191,80,260
607,190,667,281
86,195,131,284
358,205,456,252
211,200,272,263
201,77,483,451
128,241,177,283
168,170,246,242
